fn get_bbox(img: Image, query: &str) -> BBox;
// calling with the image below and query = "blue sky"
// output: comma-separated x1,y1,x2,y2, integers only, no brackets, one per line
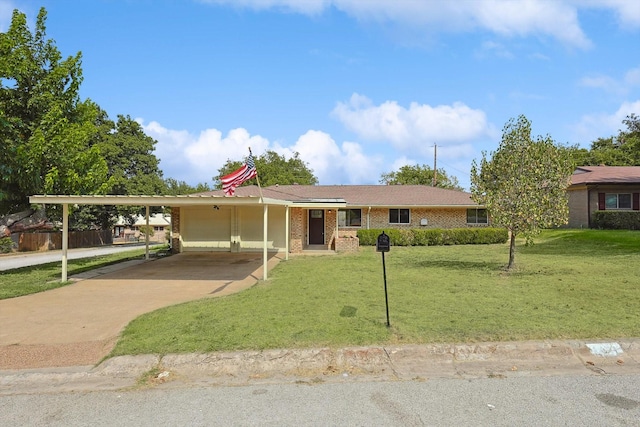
1,1,639,190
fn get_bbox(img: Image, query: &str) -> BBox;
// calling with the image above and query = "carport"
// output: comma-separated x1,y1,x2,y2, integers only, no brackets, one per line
29,194,293,282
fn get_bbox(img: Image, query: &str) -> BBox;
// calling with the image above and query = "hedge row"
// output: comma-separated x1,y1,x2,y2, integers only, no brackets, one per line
591,211,640,230
356,227,508,246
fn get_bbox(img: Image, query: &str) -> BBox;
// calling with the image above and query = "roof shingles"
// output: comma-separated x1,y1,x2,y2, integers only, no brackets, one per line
570,166,640,185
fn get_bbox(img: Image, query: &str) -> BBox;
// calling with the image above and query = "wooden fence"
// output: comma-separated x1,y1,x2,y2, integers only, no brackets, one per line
17,230,113,252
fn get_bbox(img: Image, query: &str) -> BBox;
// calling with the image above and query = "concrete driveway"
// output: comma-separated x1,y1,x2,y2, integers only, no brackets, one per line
0,252,282,370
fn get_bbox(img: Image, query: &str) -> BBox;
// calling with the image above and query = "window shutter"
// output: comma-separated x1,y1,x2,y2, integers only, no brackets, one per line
598,193,605,210
633,193,640,211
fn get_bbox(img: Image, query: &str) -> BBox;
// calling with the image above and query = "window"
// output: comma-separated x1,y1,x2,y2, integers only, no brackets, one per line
605,193,632,210
338,209,362,227
467,208,488,224
389,208,410,224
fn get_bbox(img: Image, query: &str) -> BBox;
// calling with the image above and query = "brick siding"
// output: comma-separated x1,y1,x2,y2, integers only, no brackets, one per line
171,207,181,253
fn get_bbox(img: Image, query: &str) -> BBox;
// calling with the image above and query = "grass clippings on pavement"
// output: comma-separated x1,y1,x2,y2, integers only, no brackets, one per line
110,229,640,357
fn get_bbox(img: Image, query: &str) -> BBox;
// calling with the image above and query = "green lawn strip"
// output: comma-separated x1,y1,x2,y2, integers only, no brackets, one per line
110,230,640,357
0,247,157,299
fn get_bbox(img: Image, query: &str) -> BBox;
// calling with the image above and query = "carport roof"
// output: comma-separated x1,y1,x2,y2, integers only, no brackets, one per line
28,194,347,208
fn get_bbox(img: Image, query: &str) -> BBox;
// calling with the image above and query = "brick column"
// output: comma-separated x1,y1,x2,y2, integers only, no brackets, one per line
171,207,181,253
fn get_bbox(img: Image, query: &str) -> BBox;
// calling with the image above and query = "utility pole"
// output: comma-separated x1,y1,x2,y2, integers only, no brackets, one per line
432,144,437,187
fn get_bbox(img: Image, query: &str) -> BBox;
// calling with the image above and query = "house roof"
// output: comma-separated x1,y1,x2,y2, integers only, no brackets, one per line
115,213,171,227
198,185,478,207
570,166,640,186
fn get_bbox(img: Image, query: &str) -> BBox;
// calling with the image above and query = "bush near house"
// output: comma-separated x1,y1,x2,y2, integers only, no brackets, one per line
591,211,640,230
357,227,508,246
0,237,14,253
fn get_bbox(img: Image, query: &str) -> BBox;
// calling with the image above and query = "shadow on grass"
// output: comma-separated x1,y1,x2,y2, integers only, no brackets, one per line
406,259,505,271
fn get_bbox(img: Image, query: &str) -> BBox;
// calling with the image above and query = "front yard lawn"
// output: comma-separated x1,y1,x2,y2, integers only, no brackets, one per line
111,229,640,356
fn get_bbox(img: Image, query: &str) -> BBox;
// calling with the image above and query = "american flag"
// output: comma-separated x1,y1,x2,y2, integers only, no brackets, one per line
221,154,258,196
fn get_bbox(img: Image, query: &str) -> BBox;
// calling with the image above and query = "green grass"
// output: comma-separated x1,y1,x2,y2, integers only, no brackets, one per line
110,229,640,357
0,247,159,299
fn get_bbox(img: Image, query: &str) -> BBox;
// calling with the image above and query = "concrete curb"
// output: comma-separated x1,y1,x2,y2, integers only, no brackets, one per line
2,339,639,394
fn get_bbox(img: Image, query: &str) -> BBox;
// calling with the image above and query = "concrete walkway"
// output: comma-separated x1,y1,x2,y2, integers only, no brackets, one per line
0,253,282,370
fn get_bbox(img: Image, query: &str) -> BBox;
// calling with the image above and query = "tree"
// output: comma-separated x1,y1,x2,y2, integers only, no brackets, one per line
0,8,109,216
163,178,212,195
379,164,463,190
215,150,318,188
570,114,640,166
470,115,574,270
71,113,167,230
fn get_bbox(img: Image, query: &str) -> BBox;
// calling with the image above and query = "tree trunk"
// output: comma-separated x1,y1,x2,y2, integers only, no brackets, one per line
507,231,516,270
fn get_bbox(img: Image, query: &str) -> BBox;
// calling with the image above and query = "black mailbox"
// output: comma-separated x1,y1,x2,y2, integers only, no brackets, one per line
376,231,390,252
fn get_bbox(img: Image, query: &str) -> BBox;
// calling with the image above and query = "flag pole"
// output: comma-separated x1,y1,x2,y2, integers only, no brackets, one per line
249,147,264,203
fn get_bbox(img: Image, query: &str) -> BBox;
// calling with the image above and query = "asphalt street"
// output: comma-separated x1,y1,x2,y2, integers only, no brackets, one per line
1,374,639,426
0,244,160,271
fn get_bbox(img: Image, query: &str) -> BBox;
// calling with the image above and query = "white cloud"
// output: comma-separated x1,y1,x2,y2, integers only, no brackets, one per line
274,130,383,184
579,65,640,95
475,41,514,59
332,93,494,157
142,121,388,185
203,0,606,48
577,0,640,29
141,121,269,185
572,100,640,143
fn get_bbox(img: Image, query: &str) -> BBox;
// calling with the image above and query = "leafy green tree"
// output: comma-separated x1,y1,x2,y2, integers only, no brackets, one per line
470,115,574,270
571,114,640,166
379,164,463,190
0,8,109,215
71,113,167,229
215,150,318,188
163,178,212,195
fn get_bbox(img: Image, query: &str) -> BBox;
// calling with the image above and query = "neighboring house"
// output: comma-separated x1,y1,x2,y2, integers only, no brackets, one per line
170,185,487,254
113,213,171,243
567,166,640,228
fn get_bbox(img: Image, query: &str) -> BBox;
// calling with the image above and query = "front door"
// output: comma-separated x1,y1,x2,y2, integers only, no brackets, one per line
308,209,325,245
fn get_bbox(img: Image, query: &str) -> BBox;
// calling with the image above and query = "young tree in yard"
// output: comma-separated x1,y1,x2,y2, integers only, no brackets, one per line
215,150,318,188
379,164,463,190
0,8,109,216
470,115,574,270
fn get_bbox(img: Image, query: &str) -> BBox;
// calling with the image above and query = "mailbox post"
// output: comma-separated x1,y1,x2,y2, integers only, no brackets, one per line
376,231,391,327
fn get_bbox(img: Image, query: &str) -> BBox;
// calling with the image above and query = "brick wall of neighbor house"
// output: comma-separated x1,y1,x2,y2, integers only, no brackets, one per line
567,188,589,228
171,207,181,253
289,207,304,253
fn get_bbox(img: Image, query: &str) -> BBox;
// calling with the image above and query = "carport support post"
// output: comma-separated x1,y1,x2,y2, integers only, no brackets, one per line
285,206,289,260
62,203,68,282
145,205,150,260
263,204,268,280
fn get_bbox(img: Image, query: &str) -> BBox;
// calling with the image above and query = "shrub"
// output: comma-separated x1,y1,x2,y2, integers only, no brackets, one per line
591,211,640,230
0,237,14,253
357,228,508,246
